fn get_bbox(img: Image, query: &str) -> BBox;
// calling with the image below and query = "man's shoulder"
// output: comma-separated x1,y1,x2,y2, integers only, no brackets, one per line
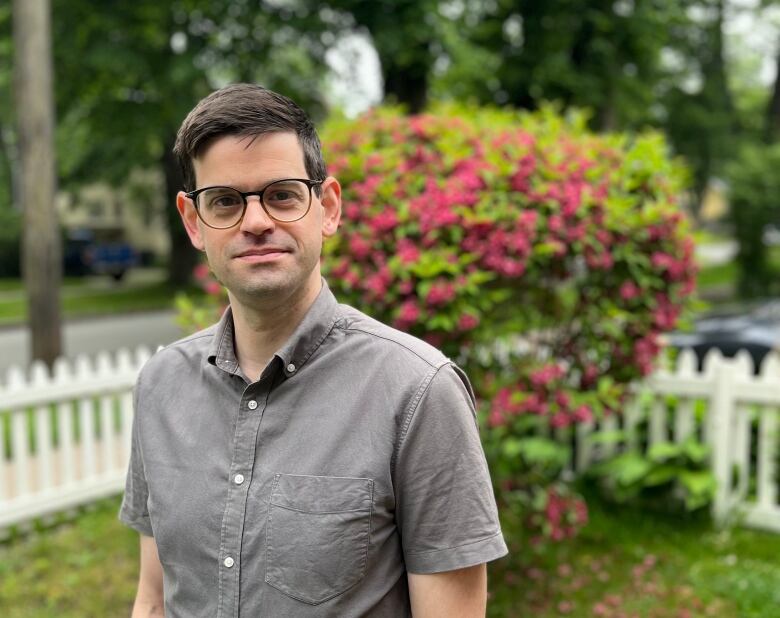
333,303,450,370
138,322,219,380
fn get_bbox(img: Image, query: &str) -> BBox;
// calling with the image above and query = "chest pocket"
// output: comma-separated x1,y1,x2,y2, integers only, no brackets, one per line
265,474,374,605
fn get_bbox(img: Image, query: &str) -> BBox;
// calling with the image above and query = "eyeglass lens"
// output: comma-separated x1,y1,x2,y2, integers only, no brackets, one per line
197,180,312,227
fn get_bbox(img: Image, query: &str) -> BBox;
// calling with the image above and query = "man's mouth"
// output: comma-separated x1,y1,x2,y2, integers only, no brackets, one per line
234,247,290,262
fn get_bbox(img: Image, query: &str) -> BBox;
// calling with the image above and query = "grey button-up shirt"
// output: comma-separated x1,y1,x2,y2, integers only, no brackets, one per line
120,281,507,617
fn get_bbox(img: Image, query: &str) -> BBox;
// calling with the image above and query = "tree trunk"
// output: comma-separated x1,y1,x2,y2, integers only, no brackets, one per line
13,0,62,366
382,61,429,114
162,135,199,287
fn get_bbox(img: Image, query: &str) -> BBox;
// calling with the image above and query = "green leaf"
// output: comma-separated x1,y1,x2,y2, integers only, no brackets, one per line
682,439,710,464
643,465,678,487
647,442,683,463
515,437,570,469
587,429,627,446
591,452,653,487
679,470,717,498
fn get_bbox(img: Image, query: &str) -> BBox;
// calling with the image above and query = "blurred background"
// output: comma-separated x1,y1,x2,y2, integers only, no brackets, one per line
3,1,780,616
3,0,780,366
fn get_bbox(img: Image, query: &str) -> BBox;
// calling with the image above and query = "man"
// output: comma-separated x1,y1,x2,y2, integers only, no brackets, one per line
120,83,507,618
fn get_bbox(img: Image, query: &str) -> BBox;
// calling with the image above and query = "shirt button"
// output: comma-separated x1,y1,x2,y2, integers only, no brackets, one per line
224,556,234,568
286,363,296,373
247,400,258,410
234,474,245,485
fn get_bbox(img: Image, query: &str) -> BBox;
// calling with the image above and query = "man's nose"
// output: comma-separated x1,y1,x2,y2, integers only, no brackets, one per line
239,195,275,235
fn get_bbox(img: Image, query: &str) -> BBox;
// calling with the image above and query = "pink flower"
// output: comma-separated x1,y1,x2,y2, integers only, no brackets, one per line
398,280,414,295
365,153,384,168
581,363,599,387
573,405,593,423
205,281,222,296
519,209,538,230
193,263,210,281
557,601,574,614
397,239,420,264
394,300,420,330
426,281,456,306
620,281,640,301
488,408,505,427
349,235,371,259
364,273,388,298
555,391,571,408
344,204,361,220
458,314,480,331
530,364,565,388
368,210,398,233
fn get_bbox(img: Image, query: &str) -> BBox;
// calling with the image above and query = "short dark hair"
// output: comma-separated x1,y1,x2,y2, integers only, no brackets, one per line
173,83,327,192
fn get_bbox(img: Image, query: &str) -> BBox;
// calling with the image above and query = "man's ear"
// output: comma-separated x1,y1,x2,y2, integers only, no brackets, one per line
319,177,342,238
176,191,205,251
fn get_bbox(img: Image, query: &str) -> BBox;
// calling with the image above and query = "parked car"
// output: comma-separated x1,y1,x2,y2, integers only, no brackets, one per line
63,227,138,281
665,301,780,373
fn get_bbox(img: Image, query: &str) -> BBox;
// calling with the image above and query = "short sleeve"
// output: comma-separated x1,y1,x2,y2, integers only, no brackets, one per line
118,379,154,536
393,363,508,573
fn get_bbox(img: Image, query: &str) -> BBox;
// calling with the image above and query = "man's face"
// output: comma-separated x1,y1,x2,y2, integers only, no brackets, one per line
176,132,341,309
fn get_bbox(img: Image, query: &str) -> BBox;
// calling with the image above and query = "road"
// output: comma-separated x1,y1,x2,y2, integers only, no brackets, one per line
0,310,183,376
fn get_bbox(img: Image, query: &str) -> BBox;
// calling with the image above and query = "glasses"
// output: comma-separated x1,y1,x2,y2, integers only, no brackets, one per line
185,178,324,229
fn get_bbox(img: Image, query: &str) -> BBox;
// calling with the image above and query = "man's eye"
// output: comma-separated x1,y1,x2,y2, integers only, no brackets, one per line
210,194,241,208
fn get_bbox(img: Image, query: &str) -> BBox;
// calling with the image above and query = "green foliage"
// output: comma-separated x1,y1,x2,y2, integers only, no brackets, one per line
726,142,780,298
0,498,138,617
432,0,688,130
588,437,717,511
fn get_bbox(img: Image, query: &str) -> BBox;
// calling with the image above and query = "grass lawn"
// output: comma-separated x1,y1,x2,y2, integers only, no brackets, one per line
2,493,780,617
0,270,203,326
489,491,780,617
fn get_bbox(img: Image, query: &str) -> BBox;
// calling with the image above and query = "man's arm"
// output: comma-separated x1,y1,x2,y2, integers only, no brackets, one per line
131,534,165,618
408,563,487,618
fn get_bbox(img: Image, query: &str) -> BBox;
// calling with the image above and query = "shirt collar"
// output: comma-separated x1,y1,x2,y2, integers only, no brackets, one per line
207,279,339,380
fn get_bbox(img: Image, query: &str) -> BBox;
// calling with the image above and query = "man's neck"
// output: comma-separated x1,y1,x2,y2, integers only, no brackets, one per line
229,278,322,382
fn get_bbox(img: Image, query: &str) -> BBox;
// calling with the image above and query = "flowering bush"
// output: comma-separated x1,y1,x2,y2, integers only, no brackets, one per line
321,104,697,545
179,104,697,547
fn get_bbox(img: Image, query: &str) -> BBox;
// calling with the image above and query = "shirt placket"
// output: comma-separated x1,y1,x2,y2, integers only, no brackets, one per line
217,375,273,618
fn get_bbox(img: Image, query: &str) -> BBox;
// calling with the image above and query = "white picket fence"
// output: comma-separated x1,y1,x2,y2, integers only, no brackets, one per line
0,347,151,530
0,346,779,533
574,348,780,532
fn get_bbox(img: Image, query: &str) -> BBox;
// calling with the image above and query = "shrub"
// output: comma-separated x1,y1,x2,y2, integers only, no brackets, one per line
322,103,697,544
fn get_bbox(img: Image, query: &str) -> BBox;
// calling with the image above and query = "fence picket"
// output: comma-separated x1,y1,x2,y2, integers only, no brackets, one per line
674,398,695,443
575,419,594,473
623,393,641,452
53,359,76,486
11,409,29,498
649,396,667,445
734,403,752,502
58,402,76,486
96,352,115,473
30,363,52,492
757,407,778,510
76,356,97,480
0,413,6,501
